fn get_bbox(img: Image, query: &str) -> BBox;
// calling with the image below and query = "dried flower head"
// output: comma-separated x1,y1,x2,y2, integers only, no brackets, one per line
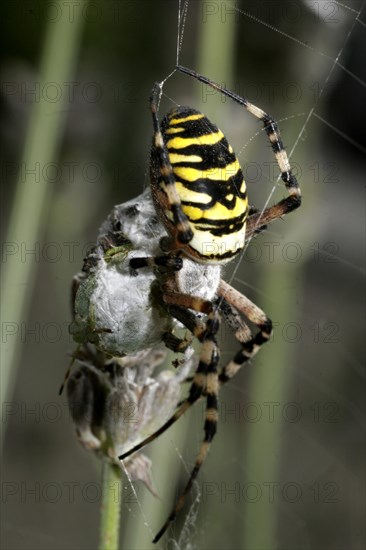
67,346,195,493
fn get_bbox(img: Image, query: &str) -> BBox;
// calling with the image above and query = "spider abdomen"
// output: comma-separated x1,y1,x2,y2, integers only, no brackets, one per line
152,107,249,263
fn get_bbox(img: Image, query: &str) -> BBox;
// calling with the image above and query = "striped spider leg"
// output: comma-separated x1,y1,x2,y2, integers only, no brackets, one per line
177,64,302,234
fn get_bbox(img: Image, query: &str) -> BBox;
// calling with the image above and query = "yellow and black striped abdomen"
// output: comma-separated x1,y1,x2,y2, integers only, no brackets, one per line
156,107,249,262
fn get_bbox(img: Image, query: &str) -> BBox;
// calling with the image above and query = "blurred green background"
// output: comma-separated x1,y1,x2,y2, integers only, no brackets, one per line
1,1,365,549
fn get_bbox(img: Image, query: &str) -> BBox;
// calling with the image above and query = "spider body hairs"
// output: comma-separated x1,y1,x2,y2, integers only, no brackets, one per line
116,66,302,543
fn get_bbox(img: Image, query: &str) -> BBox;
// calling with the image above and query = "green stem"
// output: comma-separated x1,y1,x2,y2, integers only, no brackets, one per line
0,0,86,440
197,0,236,87
99,461,123,550
241,264,297,550
197,0,237,120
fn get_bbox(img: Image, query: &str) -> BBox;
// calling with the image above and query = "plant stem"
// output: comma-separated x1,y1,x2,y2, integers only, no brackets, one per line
0,0,86,441
241,263,297,550
99,460,123,550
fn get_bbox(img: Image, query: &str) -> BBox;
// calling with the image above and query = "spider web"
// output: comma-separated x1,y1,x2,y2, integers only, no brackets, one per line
120,1,366,549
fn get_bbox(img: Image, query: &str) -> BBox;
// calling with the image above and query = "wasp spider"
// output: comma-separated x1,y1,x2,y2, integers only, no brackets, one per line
118,66,302,542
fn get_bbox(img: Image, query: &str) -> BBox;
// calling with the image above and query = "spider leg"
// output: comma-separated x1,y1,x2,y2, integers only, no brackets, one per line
152,300,220,543
218,295,253,346
153,375,219,543
167,304,206,340
245,195,301,238
150,83,193,245
130,253,183,272
217,280,272,383
177,65,302,220
162,331,193,354
118,398,194,461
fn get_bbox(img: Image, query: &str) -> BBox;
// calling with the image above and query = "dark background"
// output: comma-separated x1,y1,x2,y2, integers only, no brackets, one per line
1,1,365,549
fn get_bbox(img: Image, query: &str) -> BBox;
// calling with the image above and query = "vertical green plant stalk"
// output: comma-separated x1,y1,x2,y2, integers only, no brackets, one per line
197,0,236,88
0,0,86,438
197,0,236,119
99,461,123,550
241,261,299,550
